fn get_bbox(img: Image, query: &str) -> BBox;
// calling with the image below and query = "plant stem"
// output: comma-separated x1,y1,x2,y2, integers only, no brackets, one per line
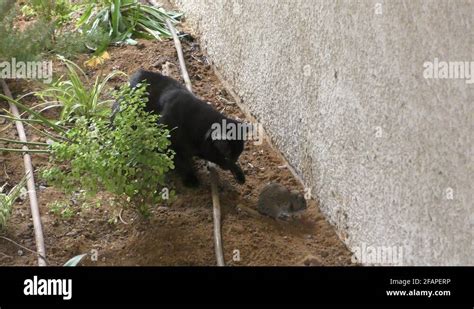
0,138,49,146
0,115,43,124
0,147,50,154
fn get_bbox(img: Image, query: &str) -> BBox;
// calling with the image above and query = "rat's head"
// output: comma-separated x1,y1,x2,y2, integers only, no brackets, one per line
289,191,307,213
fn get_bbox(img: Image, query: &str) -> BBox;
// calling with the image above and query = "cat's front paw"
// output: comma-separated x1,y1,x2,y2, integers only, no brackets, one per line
231,165,245,184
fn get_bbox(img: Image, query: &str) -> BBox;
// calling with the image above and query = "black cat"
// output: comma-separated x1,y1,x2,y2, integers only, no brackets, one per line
120,69,246,187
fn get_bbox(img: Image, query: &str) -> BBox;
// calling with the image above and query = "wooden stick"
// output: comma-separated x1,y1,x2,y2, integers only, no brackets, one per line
166,19,225,266
1,79,47,266
208,165,225,266
165,19,192,92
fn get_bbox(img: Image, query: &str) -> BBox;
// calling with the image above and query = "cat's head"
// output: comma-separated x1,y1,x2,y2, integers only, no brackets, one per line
203,118,246,183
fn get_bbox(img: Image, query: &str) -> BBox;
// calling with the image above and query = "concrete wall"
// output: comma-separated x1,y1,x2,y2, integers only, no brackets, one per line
173,0,473,265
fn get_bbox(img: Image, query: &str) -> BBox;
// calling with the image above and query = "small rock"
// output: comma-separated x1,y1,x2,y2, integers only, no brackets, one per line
65,231,77,237
18,249,24,256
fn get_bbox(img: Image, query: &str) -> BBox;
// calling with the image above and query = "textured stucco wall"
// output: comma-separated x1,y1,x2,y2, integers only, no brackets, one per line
173,0,473,265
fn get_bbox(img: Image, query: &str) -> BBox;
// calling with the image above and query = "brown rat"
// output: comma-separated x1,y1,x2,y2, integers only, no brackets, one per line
257,183,307,220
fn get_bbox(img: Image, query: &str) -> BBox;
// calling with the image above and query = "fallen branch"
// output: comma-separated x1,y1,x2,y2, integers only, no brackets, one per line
166,19,225,266
0,79,47,266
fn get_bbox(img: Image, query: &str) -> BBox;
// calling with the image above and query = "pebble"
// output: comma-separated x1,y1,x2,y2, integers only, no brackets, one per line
65,231,77,237
18,249,24,256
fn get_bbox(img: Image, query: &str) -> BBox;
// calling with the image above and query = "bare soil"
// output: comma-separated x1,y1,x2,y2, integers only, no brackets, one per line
0,30,353,266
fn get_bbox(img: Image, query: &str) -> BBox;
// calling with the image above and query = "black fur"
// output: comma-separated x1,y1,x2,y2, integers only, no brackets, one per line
124,69,245,187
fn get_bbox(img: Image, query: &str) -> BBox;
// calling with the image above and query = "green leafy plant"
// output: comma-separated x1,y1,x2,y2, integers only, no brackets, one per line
0,0,109,62
0,0,53,61
77,0,182,45
42,83,175,216
48,200,75,219
52,27,111,58
21,0,77,26
35,56,126,122
0,176,27,229
20,0,112,56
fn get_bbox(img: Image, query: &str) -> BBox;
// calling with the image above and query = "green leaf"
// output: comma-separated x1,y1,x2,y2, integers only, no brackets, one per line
111,0,122,38
76,4,94,27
